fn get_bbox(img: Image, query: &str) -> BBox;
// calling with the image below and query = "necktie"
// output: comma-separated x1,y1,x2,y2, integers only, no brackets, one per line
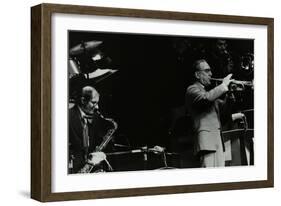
82,117,90,160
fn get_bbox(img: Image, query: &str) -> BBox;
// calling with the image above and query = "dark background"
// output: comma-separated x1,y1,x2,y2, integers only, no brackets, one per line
68,31,254,169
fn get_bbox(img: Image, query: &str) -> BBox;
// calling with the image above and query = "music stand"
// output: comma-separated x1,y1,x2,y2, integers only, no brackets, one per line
222,128,254,165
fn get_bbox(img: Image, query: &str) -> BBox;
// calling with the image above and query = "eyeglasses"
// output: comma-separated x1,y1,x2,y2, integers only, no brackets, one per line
198,68,211,73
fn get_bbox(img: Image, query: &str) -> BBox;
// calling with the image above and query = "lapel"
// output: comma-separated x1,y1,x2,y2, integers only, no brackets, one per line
195,81,221,116
69,105,84,139
194,82,205,91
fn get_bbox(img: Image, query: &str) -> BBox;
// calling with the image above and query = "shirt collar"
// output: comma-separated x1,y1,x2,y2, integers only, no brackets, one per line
196,81,205,89
77,106,87,119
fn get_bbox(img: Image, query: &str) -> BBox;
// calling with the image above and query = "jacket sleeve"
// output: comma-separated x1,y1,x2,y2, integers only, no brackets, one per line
69,126,86,174
186,83,228,107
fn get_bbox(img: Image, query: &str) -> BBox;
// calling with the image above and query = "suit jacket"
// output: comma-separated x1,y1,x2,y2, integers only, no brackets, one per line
68,105,111,173
185,82,228,153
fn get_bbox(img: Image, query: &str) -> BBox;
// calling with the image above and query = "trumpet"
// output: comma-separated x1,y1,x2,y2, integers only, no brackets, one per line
210,77,253,92
210,78,253,87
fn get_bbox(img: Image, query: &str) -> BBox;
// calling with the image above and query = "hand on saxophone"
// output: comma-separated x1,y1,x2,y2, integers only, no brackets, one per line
149,145,165,154
88,152,106,165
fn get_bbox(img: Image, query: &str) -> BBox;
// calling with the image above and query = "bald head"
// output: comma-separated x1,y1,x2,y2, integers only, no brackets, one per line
81,86,99,100
79,86,100,115
193,59,208,72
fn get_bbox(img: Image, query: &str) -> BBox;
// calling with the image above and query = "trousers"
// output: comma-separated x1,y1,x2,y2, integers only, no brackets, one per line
200,148,225,167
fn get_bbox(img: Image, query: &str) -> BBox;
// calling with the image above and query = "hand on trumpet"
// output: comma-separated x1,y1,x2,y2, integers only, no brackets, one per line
211,77,253,88
222,73,233,87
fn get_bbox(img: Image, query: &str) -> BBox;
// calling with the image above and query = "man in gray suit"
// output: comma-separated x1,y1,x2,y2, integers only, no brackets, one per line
185,59,233,167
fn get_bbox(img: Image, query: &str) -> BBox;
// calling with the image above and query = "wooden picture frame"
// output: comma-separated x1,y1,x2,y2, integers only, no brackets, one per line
31,3,274,202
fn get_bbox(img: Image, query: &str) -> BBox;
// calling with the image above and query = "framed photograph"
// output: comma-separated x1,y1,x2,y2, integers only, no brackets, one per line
31,3,274,202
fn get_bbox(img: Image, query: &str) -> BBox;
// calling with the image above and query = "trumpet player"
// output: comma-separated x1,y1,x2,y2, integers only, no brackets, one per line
185,59,244,168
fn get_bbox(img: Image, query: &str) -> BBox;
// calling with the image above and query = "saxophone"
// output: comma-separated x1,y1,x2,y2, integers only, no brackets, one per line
78,115,118,173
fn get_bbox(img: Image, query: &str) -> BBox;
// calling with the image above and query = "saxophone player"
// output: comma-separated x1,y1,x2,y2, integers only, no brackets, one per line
68,86,115,173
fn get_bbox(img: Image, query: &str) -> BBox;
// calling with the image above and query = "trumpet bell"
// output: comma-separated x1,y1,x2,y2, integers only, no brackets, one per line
229,82,244,92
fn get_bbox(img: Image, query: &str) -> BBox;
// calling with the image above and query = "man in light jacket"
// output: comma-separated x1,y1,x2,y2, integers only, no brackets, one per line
185,59,233,167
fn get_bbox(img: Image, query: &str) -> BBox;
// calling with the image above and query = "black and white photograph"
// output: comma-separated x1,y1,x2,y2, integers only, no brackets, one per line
67,31,254,174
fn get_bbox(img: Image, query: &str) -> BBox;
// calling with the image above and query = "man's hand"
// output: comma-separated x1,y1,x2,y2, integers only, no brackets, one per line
88,152,106,165
222,73,233,87
148,145,165,154
232,112,245,121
